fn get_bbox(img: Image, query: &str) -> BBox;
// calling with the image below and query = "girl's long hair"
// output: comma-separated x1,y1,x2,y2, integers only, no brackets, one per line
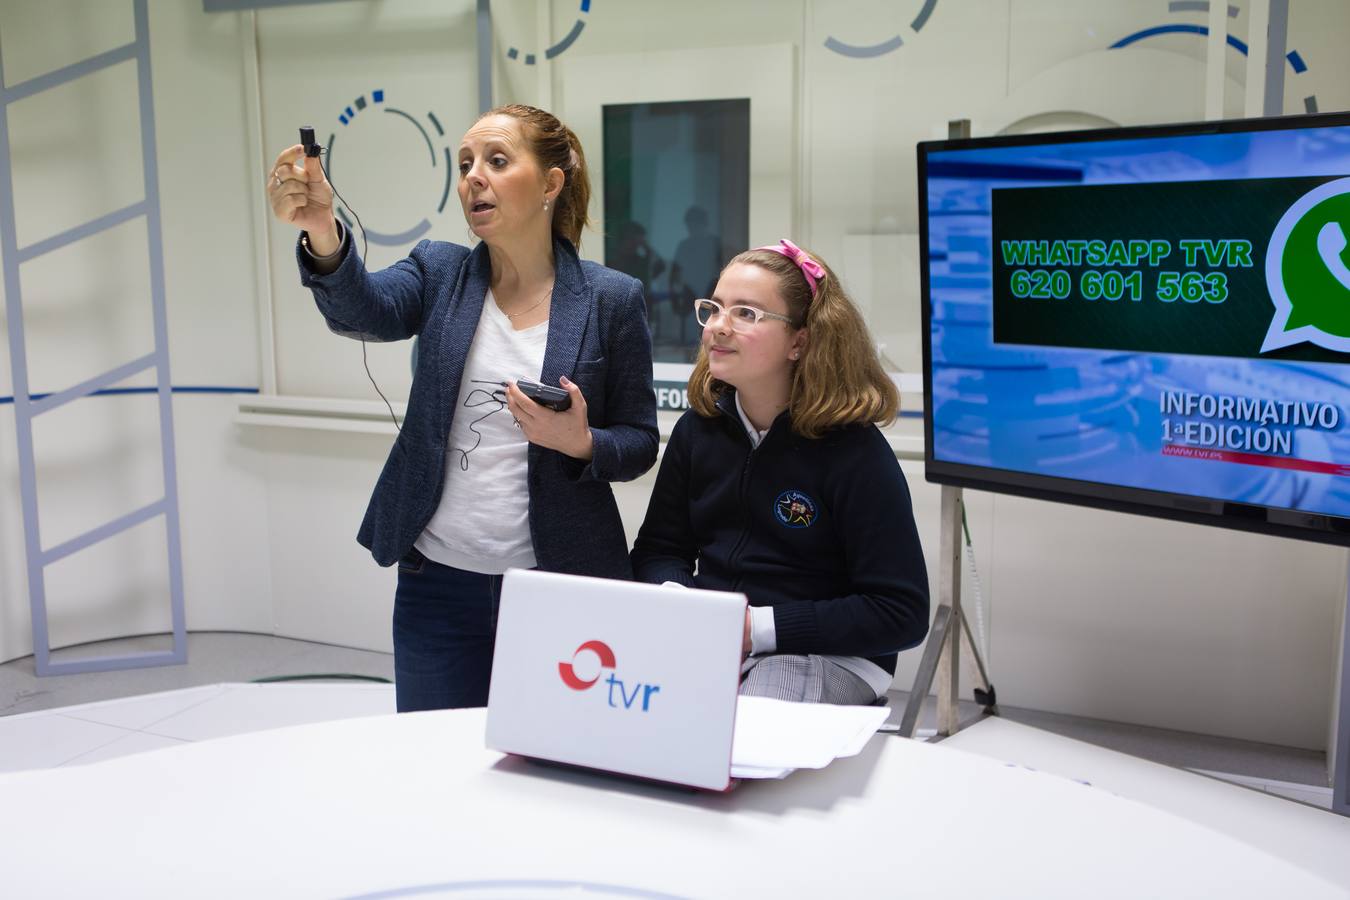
688,246,898,438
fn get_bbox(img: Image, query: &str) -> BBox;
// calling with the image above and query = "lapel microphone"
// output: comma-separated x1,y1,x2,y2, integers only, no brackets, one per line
300,125,322,158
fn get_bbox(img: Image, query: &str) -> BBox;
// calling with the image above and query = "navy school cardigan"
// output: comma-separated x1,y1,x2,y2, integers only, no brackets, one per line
298,234,659,578
630,392,930,674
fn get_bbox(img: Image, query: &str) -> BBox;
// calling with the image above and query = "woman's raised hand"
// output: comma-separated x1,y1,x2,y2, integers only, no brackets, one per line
267,144,339,253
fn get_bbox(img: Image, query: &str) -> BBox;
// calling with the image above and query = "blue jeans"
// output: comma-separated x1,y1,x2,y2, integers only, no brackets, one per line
392,548,504,712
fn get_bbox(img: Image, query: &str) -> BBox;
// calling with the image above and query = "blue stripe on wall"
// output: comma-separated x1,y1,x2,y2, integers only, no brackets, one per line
0,386,259,405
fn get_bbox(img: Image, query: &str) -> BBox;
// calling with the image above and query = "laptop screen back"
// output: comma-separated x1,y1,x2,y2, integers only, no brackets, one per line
486,569,745,791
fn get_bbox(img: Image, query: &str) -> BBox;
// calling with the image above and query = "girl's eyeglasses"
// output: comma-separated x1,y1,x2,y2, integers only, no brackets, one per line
693,298,794,332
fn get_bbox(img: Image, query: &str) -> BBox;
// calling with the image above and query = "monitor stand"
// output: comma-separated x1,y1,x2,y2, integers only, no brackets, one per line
898,487,1350,818
899,484,997,738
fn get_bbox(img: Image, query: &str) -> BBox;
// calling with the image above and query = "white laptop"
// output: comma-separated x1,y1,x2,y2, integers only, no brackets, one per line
485,568,746,791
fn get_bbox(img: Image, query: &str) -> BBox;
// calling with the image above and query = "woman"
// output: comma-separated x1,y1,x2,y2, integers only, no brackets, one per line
268,105,658,712
631,240,928,705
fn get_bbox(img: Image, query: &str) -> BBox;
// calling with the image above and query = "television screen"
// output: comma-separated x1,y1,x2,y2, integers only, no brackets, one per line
918,112,1350,545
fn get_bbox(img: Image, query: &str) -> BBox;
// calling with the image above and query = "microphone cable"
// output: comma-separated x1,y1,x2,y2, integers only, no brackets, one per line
315,145,403,434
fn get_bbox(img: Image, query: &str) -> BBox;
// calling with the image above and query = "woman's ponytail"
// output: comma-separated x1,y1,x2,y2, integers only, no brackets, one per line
483,104,592,247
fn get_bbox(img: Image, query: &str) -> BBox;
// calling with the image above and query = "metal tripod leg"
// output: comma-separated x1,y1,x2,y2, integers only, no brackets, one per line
899,484,996,737
899,605,952,738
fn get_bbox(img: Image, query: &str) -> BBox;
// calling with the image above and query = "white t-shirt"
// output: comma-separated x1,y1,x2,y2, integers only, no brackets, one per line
415,290,548,573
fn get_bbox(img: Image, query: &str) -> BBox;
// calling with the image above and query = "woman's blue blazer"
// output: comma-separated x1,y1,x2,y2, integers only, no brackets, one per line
298,234,658,579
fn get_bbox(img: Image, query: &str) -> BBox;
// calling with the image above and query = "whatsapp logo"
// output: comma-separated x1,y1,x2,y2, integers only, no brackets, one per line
1263,177,1350,353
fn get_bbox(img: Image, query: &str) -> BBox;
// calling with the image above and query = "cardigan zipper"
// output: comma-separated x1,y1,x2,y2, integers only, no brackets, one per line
727,418,762,594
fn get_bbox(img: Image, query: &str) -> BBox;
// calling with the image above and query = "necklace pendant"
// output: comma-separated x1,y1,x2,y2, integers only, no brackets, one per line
503,285,553,319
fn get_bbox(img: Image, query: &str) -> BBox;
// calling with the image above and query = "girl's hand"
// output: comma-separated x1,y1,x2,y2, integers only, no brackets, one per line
506,376,593,460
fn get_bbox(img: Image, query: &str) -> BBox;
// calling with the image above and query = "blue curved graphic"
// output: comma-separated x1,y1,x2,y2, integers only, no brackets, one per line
326,89,453,248
508,0,590,65
1109,23,1248,54
383,108,435,166
362,218,433,247
823,0,938,58
338,89,383,126
545,19,586,60
1110,20,1319,112
823,35,904,58
911,0,939,31
438,147,453,213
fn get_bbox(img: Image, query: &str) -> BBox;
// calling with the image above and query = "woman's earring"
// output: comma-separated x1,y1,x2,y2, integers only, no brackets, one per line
543,198,550,211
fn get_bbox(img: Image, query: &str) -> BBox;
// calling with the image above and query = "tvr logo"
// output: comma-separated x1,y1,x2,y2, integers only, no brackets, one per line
558,640,661,712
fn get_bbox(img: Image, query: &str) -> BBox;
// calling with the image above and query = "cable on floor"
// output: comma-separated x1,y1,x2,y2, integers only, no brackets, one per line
250,673,392,684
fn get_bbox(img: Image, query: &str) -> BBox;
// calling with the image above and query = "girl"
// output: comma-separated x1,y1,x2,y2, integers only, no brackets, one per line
631,240,928,704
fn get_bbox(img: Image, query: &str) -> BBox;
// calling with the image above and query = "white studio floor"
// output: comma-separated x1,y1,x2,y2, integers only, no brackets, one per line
0,632,1336,814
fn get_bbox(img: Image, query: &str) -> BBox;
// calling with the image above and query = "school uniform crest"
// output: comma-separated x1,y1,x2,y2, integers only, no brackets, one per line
774,490,818,528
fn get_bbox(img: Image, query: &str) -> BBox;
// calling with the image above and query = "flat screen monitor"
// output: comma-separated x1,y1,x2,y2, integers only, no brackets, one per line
918,112,1350,545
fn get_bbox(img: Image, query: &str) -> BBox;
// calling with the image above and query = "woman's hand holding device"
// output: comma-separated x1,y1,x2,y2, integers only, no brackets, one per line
506,376,593,461
510,379,571,411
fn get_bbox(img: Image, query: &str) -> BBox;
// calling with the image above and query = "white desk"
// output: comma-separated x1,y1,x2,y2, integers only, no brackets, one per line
1,709,1347,898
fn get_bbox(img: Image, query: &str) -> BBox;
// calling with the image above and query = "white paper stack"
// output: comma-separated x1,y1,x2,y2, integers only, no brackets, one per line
729,696,891,780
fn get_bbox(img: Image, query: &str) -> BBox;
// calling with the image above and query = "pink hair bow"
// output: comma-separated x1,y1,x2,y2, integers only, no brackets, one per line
756,238,824,298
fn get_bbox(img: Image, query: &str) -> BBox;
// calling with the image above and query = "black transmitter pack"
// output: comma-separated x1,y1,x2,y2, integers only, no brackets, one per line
512,378,571,412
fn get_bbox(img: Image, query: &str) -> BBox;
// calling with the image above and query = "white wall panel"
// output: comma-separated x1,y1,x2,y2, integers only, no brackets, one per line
1,0,1348,750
